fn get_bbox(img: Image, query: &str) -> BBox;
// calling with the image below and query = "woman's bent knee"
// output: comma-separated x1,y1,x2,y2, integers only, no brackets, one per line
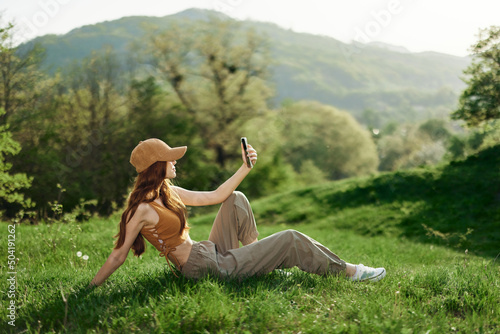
230,191,251,207
280,229,300,242
232,191,246,200
225,191,245,203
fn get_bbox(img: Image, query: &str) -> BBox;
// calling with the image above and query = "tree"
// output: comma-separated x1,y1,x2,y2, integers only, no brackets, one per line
0,19,45,125
143,17,273,168
278,100,379,179
54,47,129,214
0,108,33,217
451,26,500,127
13,47,131,216
377,120,450,171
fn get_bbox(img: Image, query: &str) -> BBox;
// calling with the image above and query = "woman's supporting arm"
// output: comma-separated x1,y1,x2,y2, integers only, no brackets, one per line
89,248,128,287
89,205,147,287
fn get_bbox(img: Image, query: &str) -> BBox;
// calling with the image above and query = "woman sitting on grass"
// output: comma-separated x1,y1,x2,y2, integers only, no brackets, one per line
90,138,386,286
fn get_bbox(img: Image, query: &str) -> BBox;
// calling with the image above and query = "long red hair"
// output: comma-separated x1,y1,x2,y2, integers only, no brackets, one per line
114,161,188,256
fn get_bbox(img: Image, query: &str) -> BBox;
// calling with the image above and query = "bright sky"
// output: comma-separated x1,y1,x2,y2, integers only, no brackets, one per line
1,0,499,57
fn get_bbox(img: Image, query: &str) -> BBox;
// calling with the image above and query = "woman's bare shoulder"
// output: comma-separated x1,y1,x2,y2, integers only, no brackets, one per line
127,202,158,226
137,201,154,211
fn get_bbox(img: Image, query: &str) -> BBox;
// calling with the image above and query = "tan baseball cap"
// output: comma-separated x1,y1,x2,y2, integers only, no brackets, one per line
130,138,187,173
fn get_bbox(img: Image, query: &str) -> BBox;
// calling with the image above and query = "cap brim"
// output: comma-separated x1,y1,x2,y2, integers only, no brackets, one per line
169,146,187,161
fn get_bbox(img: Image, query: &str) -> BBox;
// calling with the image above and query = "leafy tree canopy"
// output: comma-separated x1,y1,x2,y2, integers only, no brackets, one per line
452,26,500,127
0,108,33,215
278,100,379,179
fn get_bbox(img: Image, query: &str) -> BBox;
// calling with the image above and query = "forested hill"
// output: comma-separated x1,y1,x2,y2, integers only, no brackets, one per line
29,8,470,125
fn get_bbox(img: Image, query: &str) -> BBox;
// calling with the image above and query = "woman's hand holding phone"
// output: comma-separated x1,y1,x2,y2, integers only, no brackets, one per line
241,137,257,168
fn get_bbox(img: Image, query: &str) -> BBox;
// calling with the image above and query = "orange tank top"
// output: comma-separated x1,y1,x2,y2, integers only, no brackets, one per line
140,201,189,269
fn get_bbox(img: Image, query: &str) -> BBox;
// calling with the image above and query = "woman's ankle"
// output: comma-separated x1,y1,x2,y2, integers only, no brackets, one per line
345,263,357,277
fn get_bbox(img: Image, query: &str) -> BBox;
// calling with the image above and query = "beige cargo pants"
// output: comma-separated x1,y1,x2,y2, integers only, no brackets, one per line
181,191,346,279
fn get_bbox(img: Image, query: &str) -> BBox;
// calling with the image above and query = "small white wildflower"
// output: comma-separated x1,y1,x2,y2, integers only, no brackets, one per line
76,251,82,257
82,255,89,261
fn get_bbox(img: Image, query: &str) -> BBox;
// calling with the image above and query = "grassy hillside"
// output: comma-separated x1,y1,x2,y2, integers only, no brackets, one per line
187,144,500,259
27,8,470,125
1,146,498,333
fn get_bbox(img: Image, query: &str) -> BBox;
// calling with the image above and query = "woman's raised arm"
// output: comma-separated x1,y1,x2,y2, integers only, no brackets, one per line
174,144,257,206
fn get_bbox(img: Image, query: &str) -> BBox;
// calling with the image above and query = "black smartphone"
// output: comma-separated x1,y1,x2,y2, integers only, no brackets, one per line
241,137,253,168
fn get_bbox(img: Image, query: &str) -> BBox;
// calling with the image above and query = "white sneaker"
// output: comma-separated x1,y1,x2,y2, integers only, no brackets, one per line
350,264,386,282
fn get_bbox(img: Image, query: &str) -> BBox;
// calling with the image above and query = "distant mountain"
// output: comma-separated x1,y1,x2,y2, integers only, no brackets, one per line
29,8,471,126
367,41,410,53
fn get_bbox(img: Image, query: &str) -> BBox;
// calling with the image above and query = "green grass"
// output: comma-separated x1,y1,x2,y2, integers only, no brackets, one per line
1,146,499,333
